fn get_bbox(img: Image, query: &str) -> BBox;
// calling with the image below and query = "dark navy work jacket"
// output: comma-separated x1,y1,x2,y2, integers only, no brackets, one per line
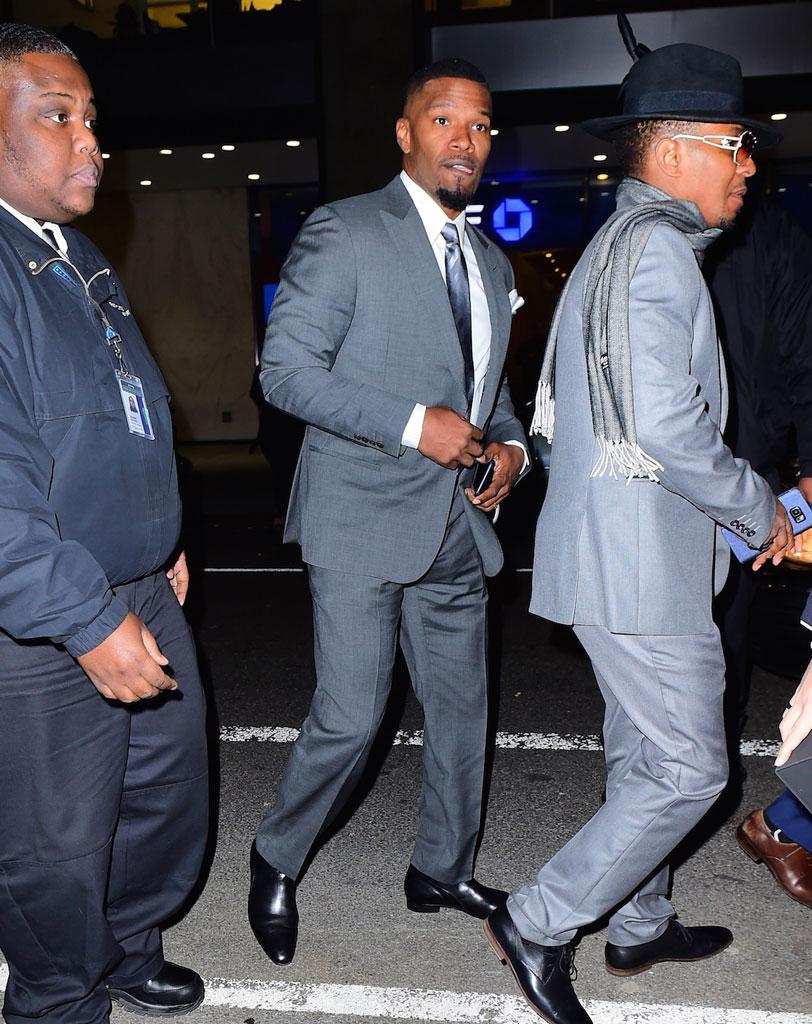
0,205,181,657
705,196,812,479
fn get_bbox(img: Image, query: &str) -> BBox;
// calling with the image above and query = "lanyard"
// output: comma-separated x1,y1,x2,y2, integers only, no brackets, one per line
100,311,129,376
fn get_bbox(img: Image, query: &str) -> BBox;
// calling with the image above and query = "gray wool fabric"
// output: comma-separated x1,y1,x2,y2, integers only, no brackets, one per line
532,177,721,480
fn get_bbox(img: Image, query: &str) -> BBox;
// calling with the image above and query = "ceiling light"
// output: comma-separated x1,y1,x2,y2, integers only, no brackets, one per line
777,186,787,193
554,124,570,133
596,172,609,181
139,179,152,187
221,144,236,151
531,199,539,205
159,148,172,156
578,197,585,203
490,129,499,136
101,152,110,160
770,112,788,121
561,272,568,278
286,139,301,148
593,154,608,162
600,191,609,196
490,180,499,186
202,152,215,159
247,173,260,180
545,252,553,258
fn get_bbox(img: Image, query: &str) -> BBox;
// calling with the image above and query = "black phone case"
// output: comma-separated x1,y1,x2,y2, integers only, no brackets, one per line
472,459,495,496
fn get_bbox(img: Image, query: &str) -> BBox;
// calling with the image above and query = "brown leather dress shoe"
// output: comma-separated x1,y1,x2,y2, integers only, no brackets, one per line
736,808,812,909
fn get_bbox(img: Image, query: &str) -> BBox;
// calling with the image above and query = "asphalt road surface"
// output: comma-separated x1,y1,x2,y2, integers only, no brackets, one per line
2,446,810,1024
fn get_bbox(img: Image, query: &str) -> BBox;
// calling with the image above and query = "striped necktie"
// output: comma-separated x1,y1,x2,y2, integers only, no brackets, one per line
441,222,474,411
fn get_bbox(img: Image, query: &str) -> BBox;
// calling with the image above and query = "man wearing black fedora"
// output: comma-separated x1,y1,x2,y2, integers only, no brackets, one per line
482,20,795,1024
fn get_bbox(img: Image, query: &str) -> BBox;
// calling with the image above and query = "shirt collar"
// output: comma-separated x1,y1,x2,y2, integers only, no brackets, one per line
400,170,466,244
0,195,69,255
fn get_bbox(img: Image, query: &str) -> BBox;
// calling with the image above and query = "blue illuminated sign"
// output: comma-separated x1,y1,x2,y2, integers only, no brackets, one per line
492,198,533,243
263,283,279,320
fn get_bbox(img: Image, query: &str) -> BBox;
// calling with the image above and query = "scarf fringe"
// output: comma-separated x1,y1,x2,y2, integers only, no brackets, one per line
590,437,663,484
530,379,555,441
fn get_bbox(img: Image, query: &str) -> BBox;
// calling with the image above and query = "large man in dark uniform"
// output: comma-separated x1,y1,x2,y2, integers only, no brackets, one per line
0,25,208,1024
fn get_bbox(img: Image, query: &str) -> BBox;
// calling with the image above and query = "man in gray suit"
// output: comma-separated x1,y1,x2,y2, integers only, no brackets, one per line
484,32,795,1024
248,58,527,965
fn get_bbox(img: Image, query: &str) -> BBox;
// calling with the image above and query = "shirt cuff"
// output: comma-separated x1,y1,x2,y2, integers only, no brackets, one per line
505,439,530,473
402,404,427,449
63,596,129,658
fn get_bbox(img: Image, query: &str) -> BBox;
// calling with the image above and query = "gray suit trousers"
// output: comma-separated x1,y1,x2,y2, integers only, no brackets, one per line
256,491,489,883
508,626,729,947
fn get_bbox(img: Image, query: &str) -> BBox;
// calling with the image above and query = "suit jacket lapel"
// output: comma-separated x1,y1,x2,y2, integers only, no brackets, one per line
379,178,466,399
467,225,510,427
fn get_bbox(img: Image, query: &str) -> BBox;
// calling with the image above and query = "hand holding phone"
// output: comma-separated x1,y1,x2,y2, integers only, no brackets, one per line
472,459,495,497
723,486,808,565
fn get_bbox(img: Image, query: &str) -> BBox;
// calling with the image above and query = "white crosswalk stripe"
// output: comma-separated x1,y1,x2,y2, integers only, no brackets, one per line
1,968,807,1024
219,725,780,758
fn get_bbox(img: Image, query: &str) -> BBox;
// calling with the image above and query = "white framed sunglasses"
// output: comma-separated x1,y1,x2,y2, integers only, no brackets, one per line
669,129,757,166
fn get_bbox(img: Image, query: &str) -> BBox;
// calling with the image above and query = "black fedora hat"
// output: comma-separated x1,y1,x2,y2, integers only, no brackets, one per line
581,20,781,148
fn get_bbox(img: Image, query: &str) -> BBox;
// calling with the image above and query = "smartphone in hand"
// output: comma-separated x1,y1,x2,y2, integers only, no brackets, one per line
472,459,495,497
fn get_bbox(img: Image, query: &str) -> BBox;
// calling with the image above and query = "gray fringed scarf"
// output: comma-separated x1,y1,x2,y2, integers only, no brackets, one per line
531,177,721,482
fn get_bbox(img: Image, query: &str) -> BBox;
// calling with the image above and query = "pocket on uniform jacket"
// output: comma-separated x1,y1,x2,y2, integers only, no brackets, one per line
34,379,117,421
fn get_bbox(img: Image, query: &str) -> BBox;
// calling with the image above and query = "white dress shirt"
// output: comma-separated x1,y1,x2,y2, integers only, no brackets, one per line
399,170,491,446
0,196,69,255
398,171,527,477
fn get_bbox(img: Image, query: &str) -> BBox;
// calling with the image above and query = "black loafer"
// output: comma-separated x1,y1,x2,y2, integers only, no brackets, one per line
404,864,507,919
484,905,592,1024
248,840,299,965
107,961,204,1016
605,918,733,976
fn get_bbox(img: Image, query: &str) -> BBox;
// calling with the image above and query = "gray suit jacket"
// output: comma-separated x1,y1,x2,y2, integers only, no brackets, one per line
532,187,776,635
260,175,525,582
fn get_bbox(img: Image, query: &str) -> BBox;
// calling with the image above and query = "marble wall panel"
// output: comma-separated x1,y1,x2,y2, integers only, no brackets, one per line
83,187,259,442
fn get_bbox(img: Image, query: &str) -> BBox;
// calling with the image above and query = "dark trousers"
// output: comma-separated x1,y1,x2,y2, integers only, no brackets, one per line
716,544,812,843
715,554,757,752
256,491,489,883
0,572,209,1024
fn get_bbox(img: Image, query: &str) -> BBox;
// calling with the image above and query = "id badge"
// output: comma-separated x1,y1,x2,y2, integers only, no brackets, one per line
116,371,155,440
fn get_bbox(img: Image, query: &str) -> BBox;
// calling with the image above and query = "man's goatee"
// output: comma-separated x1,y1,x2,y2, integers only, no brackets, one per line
436,185,469,213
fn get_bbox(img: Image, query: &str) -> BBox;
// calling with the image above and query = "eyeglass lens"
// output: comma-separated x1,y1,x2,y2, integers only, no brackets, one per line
736,131,757,165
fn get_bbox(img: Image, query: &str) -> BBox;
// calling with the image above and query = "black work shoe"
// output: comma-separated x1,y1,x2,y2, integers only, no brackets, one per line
248,840,299,965
483,905,592,1024
404,864,507,919
107,962,204,1016
605,918,733,976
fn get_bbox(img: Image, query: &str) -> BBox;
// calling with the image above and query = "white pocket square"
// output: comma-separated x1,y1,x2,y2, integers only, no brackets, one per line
509,288,525,314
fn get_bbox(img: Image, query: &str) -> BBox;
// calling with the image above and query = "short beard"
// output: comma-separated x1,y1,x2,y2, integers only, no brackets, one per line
717,216,736,233
2,129,88,222
435,185,470,212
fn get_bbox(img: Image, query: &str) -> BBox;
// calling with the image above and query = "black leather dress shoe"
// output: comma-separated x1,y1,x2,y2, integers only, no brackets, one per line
605,918,733,976
107,961,204,1016
483,906,592,1024
248,840,298,965
404,864,507,919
